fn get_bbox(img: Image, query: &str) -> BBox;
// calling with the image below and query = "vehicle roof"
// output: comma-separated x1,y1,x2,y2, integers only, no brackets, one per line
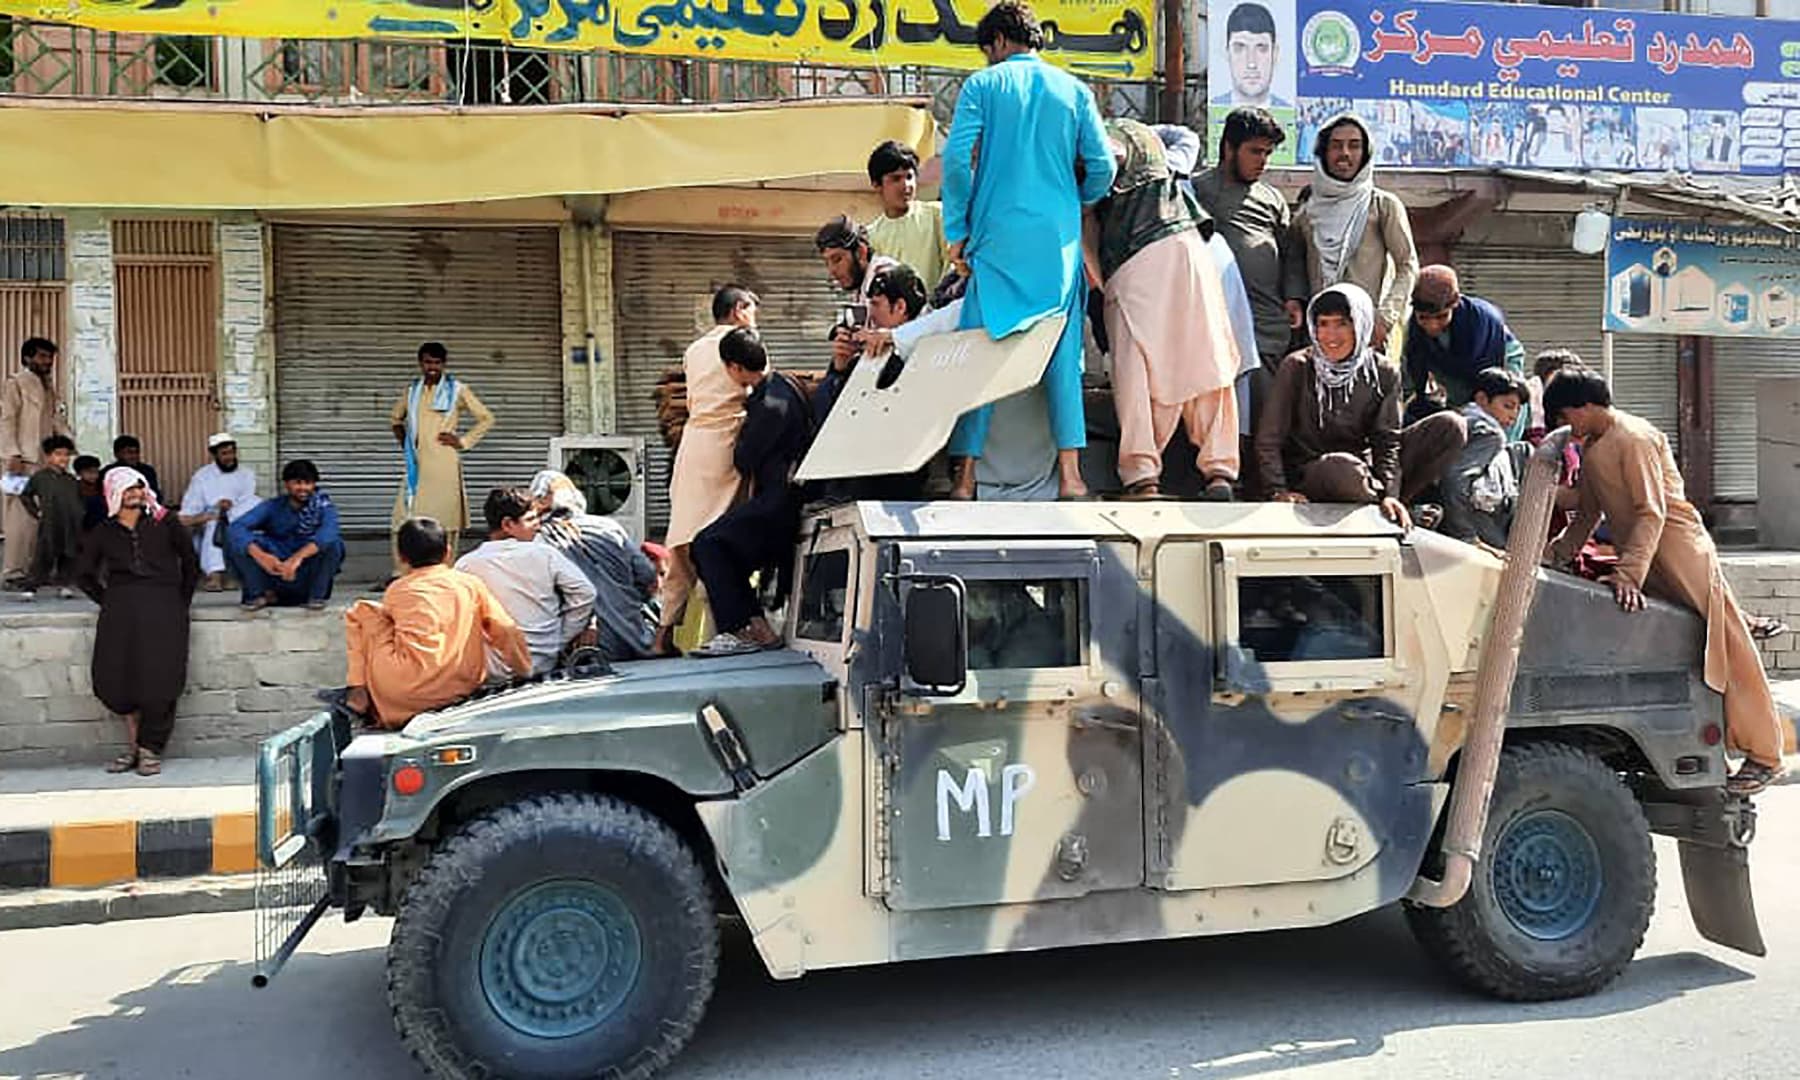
840,500,1408,543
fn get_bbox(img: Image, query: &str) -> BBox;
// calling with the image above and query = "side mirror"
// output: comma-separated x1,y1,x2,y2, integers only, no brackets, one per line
903,577,967,696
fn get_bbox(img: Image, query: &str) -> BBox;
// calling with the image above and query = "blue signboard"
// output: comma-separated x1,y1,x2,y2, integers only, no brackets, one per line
1605,217,1800,337
1208,0,1800,174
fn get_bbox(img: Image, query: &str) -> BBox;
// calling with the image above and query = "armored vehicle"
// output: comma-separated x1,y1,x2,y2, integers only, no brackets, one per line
254,484,1765,1080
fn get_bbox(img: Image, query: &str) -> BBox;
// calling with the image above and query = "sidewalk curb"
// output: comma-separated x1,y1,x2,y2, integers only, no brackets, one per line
0,811,255,890
0,873,255,931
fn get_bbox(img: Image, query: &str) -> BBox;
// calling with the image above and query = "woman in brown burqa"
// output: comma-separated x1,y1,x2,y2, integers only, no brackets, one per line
75,467,198,776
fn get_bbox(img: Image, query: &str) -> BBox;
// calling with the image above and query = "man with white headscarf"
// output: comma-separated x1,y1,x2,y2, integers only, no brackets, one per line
530,469,658,662
1286,114,1419,351
1255,284,1464,528
75,467,198,776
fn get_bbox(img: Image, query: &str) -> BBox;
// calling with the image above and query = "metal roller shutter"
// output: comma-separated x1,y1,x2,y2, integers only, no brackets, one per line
1456,246,1679,452
273,225,565,535
1712,338,1800,501
612,231,843,539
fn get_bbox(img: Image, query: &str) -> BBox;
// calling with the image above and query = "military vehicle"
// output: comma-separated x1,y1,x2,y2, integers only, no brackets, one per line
253,433,1766,1079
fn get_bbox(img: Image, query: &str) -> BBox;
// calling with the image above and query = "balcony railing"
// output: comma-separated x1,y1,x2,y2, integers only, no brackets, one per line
0,17,1160,124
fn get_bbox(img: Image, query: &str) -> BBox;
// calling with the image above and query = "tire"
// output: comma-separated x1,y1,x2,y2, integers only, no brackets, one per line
1404,742,1655,1002
388,793,719,1080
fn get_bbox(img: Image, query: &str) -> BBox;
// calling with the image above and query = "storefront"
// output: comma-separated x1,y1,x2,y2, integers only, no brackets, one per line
604,186,883,537
271,223,567,534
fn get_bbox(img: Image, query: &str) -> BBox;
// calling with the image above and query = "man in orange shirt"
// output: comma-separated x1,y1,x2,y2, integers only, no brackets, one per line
341,516,531,728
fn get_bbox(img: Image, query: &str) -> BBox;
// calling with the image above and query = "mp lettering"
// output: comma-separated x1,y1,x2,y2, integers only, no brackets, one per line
935,763,1036,841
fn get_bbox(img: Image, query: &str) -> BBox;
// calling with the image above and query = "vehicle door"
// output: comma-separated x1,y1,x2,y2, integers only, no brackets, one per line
877,540,1144,911
1148,537,1438,891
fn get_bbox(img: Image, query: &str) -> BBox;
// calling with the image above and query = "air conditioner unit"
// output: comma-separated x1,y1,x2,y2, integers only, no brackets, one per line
548,435,647,544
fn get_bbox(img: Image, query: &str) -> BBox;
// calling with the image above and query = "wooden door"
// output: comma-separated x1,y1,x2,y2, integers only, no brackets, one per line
114,219,219,492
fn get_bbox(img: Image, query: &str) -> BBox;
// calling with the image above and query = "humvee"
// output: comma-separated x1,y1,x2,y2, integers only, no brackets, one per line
253,486,1766,1079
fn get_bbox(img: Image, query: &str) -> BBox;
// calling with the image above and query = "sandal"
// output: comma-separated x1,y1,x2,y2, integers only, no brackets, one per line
693,632,768,658
1750,615,1789,641
105,749,139,774
1119,480,1162,502
135,750,162,777
1726,759,1785,796
1203,478,1235,502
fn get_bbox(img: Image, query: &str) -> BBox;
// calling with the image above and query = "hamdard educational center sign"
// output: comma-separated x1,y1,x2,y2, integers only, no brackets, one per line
1208,0,1800,172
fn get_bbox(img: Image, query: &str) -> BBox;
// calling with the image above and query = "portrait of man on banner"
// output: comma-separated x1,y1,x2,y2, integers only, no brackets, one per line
1207,0,1298,166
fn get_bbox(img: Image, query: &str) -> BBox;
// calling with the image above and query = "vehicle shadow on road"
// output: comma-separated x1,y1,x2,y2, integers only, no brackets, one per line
0,910,1751,1080
681,909,1753,1080
0,945,413,1080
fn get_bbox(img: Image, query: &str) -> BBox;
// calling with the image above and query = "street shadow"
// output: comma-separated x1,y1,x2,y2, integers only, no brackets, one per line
681,909,1754,1080
0,946,411,1080
0,912,1754,1080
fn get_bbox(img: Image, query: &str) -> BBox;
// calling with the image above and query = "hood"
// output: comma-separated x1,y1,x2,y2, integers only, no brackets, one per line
1313,112,1374,182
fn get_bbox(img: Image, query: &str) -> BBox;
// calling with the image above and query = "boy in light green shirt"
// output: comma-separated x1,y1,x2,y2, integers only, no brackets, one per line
864,140,949,292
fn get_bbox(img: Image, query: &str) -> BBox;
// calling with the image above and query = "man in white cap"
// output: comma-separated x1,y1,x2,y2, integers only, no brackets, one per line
178,432,261,592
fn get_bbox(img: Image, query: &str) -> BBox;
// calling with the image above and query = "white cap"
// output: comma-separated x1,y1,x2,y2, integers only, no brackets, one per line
207,432,236,450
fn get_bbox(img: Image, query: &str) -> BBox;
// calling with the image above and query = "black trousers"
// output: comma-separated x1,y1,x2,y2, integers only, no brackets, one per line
131,701,177,754
691,496,796,635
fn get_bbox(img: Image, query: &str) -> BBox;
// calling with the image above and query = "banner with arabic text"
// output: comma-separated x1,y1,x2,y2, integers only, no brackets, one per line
1604,218,1800,338
0,0,1154,80
1208,0,1800,172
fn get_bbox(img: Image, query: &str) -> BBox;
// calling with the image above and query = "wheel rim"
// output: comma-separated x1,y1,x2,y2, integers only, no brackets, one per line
479,879,644,1038
1491,809,1604,941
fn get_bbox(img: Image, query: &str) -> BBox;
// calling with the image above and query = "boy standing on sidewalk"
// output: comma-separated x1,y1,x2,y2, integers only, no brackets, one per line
20,434,82,599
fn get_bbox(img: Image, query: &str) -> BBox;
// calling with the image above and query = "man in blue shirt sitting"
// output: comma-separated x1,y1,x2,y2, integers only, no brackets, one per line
227,459,344,611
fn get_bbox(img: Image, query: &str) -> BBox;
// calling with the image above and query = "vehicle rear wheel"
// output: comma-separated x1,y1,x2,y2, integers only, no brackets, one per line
1404,742,1654,1002
388,792,718,1080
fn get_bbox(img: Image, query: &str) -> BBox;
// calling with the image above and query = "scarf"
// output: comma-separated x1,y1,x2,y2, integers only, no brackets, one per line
294,490,335,539
1307,114,1377,288
529,469,588,517
1308,283,1379,417
403,374,461,511
103,466,166,522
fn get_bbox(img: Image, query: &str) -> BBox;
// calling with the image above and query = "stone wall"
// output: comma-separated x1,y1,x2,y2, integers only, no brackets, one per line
1721,554,1800,674
0,605,344,769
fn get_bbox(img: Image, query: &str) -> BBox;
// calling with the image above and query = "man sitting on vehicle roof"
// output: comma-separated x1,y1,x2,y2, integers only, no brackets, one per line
337,516,532,728
1255,282,1465,528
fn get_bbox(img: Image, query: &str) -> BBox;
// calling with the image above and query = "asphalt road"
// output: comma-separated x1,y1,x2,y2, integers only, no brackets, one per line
2,787,1795,1080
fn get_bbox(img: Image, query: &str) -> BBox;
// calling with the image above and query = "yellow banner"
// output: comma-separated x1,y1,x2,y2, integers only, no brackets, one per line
0,1,1154,80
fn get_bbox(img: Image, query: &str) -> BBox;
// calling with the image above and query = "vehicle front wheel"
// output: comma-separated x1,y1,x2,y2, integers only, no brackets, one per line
1404,742,1655,1002
388,792,718,1080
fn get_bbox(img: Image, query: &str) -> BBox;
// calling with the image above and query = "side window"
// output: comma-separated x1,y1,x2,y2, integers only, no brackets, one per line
966,578,1085,670
1238,575,1386,663
796,549,852,643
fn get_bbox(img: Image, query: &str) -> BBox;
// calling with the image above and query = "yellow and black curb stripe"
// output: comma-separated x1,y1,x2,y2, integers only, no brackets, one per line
0,812,256,890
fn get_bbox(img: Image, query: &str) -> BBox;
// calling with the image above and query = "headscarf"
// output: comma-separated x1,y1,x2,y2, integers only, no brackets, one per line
529,469,588,518
294,489,336,539
103,466,166,522
1307,114,1377,288
403,373,462,511
1307,283,1379,415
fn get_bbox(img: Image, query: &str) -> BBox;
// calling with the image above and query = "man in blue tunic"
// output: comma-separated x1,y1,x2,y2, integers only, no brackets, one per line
941,0,1116,500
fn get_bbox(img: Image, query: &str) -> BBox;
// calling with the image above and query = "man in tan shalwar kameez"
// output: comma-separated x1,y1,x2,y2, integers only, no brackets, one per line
1545,370,1786,794
2,338,73,589
1085,119,1241,500
389,342,493,573
652,286,757,656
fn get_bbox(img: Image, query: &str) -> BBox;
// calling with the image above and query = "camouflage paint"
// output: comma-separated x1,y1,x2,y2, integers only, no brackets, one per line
325,498,1727,979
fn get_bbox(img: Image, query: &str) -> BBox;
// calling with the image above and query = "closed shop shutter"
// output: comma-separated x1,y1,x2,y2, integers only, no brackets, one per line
612,231,843,539
1712,337,1800,501
273,225,564,534
1456,245,1679,453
